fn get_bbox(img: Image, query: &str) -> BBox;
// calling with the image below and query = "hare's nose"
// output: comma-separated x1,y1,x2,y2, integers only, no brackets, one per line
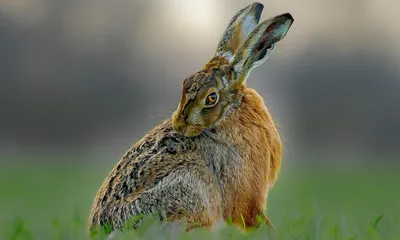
173,124,181,132
172,120,186,133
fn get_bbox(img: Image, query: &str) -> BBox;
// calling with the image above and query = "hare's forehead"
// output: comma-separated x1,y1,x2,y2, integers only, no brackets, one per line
182,73,217,96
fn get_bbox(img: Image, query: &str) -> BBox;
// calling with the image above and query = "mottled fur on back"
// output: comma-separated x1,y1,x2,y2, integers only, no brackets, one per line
89,122,224,231
88,2,293,237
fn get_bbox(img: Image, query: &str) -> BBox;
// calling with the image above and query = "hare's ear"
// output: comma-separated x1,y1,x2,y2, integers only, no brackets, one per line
215,2,264,62
230,13,294,86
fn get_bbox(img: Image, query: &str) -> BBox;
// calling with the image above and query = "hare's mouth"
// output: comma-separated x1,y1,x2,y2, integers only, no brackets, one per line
182,125,203,137
172,115,203,137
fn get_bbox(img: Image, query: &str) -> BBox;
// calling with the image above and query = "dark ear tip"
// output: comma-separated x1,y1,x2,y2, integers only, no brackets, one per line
271,12,294,28
252,2,264,21
253,2,264,11
252,2,264,8
281,12,294,22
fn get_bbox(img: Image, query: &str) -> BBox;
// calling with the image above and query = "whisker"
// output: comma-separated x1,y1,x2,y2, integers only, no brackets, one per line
200,131,227,202
146,108,175,118
202,129,240,159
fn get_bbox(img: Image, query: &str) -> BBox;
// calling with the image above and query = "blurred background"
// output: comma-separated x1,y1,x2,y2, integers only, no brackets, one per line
1,0,400,234
1,0,400,162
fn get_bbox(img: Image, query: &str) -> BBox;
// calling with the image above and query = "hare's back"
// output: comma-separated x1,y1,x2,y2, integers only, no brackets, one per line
89,119,216,230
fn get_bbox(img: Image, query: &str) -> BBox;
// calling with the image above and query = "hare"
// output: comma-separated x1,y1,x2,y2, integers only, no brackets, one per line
88,2,294,237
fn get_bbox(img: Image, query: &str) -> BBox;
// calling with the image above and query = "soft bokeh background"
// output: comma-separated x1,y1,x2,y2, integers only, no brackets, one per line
1,0,399,236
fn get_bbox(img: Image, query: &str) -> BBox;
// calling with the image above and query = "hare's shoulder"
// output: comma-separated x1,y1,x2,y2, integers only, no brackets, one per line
128,119,193,159
99,119,202,205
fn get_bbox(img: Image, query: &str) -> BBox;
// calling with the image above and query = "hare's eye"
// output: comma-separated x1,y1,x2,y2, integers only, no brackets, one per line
205,92,218,107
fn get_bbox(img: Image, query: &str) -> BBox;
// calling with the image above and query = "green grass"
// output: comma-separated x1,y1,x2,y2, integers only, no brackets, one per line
1,159,399,239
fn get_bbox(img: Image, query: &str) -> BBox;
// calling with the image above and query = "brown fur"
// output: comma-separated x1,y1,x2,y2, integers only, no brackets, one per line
88,2,293,237
216,87,282,228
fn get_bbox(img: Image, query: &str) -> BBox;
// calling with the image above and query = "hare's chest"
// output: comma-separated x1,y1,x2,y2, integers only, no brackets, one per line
216,88,281,226
219,127,270,210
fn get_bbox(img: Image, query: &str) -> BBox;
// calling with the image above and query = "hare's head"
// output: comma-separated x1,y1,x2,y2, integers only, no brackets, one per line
172,2,293,137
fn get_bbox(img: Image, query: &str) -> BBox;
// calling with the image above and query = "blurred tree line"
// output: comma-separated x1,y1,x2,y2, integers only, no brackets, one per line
1,0,399,162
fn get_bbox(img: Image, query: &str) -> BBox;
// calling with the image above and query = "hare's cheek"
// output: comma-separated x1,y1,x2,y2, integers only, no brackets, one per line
203,104,223,127
186,108,204,125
